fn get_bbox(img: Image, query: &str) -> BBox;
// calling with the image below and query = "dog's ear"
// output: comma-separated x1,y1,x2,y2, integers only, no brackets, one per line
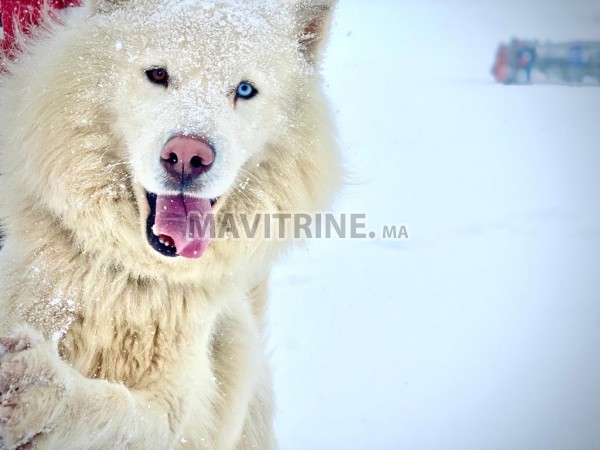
293,0,337,64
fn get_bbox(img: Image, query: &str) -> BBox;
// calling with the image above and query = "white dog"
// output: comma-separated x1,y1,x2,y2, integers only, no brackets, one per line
0,0,341,448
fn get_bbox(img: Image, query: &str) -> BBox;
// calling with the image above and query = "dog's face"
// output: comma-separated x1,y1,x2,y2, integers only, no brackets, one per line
111,2,295,200
103,1,306,259
0,0,339,279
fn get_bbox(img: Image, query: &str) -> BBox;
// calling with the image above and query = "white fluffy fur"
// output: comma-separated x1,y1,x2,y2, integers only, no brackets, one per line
0,0,341,448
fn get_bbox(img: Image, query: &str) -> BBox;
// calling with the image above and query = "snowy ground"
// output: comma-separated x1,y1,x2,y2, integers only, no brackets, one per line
269,1,600,449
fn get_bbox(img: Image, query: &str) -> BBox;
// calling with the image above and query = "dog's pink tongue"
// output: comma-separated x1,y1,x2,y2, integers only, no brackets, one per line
155,194,212,259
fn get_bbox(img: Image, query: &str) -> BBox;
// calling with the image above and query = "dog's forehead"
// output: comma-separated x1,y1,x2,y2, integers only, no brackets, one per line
104,0,296,66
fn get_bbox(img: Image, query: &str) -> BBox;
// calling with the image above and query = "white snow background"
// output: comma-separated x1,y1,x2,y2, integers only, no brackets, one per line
269,1,600,449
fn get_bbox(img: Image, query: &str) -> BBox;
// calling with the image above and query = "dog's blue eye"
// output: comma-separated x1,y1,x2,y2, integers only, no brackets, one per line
235,82,258,100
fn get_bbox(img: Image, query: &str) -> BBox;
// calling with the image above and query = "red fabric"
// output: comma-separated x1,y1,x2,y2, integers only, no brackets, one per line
1,0,81,55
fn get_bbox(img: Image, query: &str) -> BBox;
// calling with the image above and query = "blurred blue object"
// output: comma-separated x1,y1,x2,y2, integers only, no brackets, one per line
492,39,600,85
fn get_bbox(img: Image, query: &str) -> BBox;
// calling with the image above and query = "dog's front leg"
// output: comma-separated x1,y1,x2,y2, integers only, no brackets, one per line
0,326,180,450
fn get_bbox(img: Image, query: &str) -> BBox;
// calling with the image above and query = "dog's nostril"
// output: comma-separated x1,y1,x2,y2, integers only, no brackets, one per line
190,156,203,168
166,153,178,165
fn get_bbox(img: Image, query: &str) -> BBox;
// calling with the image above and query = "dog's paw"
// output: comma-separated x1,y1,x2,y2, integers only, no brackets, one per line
0,327,73,450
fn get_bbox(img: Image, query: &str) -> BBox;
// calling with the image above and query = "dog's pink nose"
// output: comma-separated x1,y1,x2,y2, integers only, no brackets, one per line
160,135,215,181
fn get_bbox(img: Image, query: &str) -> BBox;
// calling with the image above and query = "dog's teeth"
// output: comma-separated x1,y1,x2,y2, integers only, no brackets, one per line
152,225,158,236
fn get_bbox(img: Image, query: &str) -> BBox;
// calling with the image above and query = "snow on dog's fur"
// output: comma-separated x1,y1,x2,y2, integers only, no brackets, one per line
0,0,340,448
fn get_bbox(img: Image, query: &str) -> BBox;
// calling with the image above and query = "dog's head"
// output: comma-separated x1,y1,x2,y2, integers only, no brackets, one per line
0,0,341,281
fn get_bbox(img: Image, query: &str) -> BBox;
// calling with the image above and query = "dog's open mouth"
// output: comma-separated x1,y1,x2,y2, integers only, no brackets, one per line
145,191,216,259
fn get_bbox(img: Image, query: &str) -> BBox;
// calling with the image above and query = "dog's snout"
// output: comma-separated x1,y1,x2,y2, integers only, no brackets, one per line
160,135,215,182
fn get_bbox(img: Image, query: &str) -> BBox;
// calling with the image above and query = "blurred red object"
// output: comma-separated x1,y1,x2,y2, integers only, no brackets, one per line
492,44,509,83
1,0,81,56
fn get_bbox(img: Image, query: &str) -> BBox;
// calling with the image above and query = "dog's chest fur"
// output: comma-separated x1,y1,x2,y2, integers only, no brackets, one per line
11,257,223,389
